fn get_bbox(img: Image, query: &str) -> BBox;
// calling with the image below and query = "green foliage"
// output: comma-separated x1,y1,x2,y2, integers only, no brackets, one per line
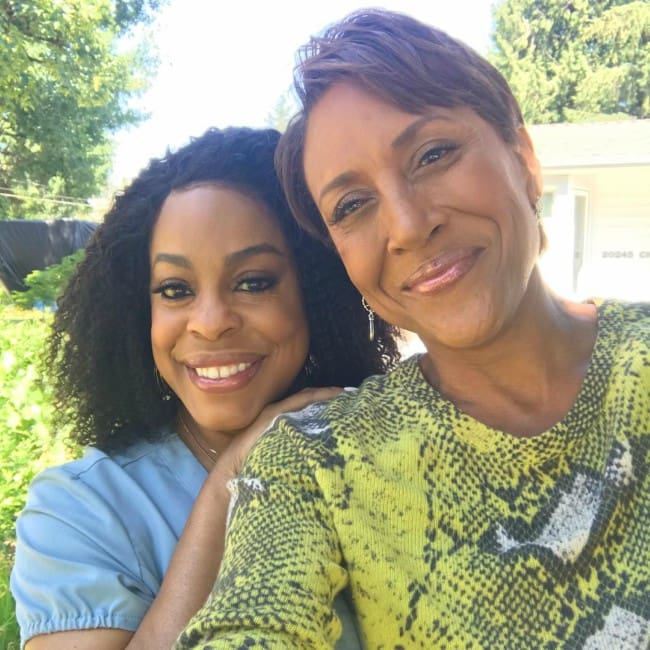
0,309,70,548
0,554,19,649
265,88,298,132
490,0,650,123
0,0,165,220
12,249,85,309
114,0,163,31
0,308,72,646
0,176,92,221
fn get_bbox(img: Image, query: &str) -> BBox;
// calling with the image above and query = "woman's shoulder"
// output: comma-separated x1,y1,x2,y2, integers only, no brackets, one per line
11,433,195,643
595,299,650,359
330,355,425,416
25,430,203,513
15,430,202,586
33,431,172,482
298,355,418,414
598,299,650,332
593,300,650,424
257,357,426,457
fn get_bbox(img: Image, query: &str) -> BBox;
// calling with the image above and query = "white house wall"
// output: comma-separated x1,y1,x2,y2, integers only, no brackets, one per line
580,166,650,301
538,165,650,302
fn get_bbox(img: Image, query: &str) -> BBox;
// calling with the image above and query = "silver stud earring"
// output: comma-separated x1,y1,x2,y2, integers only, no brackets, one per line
362,297,375,342
154,367,172,401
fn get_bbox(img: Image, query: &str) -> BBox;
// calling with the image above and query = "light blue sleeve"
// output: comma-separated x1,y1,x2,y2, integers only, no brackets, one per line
11,441,361,649
11,462,156,647
334,591,363,650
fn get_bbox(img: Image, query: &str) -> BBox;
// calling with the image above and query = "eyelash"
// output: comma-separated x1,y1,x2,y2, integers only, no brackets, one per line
416,143,457,168
235,275,278,293
150,275,278,301
329,143,458,224
331,196,368,224
151,281,193,301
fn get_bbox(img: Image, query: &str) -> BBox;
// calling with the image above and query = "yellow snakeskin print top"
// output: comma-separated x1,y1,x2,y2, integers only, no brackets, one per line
178,300,650,649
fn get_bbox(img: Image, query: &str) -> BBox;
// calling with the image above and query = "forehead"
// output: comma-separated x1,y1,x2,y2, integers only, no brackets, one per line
305,83,404,150
303,83,487,190
154,184,282,236
306,82,489,142
151,184,288,252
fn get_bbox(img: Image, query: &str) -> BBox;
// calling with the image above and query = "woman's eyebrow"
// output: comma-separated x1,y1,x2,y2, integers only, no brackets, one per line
318,171,358,204
225,243,285,266
152,244,284,270
152,252,191,268
391,112,453,149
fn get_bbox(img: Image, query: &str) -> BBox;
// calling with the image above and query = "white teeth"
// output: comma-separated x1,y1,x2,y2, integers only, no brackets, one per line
195,362,252,379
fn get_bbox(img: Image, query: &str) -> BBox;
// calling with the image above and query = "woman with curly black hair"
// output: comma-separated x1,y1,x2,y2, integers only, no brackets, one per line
11,127,400,650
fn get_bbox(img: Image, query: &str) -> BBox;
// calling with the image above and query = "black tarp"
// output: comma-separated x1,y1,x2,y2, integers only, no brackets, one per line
0,219,97,291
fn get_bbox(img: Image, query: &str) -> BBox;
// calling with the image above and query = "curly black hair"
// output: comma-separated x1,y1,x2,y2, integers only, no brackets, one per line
49,127,400,453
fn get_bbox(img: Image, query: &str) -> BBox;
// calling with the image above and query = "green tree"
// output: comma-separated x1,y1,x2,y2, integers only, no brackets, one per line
265,88,298,132
490,0,650,123
0,0,164,220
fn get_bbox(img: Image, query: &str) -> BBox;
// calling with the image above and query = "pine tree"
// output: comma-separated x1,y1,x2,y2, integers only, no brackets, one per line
490,0,650,123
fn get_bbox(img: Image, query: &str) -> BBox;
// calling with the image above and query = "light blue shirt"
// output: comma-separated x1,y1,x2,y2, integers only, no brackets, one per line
11,430,361,648
11,432,205,645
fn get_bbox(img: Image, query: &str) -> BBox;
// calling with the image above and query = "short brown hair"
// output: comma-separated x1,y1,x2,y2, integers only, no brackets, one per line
276,8,525,241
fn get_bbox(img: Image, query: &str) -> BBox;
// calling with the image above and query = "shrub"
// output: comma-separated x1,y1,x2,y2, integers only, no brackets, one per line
11,249,85,310
1,310,60,545
0,555,19,649
0,307,71,645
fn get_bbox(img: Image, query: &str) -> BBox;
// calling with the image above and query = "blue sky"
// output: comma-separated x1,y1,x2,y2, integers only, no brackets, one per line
110,0,496,187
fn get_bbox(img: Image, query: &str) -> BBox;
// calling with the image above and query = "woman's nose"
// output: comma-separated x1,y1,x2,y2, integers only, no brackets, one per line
187,294,243,340
384,189,444,254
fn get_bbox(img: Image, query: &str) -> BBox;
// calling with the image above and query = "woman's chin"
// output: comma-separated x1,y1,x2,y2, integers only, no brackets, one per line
412,304,505,352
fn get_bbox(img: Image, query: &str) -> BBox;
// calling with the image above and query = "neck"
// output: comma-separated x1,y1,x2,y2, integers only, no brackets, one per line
419,278,598,436
178,410,219,469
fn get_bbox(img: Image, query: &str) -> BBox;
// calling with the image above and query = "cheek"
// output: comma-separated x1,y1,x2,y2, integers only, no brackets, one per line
271,295,309,344
250,276,309,349
450,151,507,209
150,306,180,361
330,234,377,294
261,300,310,387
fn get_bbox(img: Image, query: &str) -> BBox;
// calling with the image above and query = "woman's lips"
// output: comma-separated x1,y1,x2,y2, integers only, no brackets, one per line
185,356,264,393
402,247,483,295
195,361,254,380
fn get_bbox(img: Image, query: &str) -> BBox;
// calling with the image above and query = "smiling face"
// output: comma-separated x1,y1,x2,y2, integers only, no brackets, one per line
150,184,309,445
303,83,542,351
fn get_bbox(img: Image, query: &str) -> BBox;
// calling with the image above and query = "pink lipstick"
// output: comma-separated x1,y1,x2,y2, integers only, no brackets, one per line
403,247,482,295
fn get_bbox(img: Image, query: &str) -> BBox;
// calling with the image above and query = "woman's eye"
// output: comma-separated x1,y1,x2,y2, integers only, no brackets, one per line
151,282,193,300
331,196,367,224
417,144,456,168
236,276,277,293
